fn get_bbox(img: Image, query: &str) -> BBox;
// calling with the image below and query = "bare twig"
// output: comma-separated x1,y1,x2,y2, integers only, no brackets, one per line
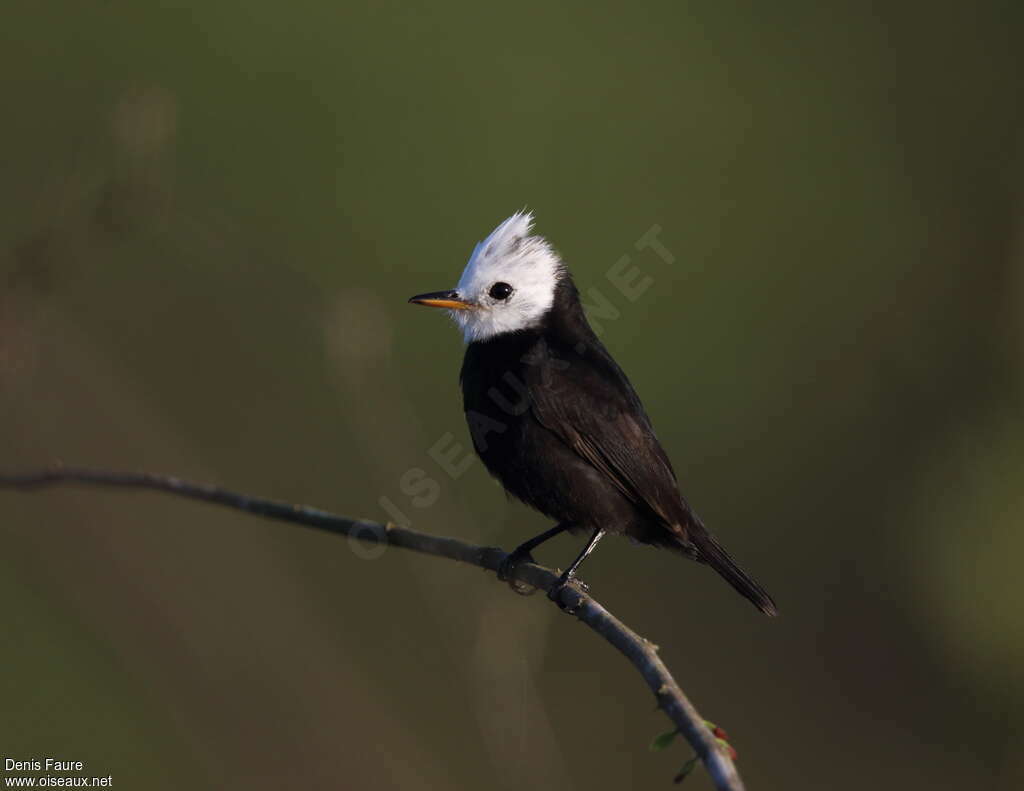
0,464,745,791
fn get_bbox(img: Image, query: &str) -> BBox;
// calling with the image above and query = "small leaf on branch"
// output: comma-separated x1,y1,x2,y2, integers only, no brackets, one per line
704,720,738,761
673,755,699,784
649,729,679,751
715,737,738,762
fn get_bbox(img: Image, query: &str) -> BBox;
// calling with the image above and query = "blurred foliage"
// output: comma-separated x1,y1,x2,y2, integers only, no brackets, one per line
1,1,1022,789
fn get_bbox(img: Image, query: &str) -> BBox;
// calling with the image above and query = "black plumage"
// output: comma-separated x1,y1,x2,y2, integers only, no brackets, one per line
458,273,778,616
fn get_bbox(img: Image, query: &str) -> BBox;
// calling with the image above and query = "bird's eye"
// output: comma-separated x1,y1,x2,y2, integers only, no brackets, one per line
489,282,514,301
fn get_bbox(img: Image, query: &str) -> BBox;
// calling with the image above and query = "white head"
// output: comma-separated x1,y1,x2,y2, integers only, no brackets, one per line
408,211,565,343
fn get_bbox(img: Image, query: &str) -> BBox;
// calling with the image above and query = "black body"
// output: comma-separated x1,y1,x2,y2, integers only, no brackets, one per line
460,275,777,615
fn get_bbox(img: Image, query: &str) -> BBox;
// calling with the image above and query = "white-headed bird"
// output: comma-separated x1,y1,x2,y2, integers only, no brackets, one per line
409,212,777,615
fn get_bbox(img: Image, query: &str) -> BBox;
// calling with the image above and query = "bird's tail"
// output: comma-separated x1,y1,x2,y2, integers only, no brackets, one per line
684,522,778,616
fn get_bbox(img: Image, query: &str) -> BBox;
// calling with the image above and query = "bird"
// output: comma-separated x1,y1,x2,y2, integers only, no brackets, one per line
408,211,777,615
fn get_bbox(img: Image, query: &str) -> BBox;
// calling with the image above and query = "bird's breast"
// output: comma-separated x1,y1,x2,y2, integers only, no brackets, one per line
460,335,537,470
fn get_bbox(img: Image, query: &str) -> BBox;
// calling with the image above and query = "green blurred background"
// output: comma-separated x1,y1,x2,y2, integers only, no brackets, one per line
2,1,1022,788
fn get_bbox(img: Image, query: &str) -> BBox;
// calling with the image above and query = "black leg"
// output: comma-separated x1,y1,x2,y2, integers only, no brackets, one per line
548,528,606,611
514,522,571,555
498,522,571,585
559,527,605,584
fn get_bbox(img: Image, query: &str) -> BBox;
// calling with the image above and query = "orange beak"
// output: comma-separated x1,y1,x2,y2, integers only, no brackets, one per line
407,290,475,310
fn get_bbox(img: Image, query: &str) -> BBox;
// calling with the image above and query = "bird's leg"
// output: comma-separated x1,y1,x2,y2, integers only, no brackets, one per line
549,528,605,609
560,527,605,582
498,522,570,592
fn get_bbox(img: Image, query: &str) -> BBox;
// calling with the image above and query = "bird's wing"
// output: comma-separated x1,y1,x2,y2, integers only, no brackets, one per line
526,343,693,534
526,338,779,616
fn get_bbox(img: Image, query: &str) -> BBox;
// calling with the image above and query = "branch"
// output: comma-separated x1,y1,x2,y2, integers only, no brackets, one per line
0,465,745,791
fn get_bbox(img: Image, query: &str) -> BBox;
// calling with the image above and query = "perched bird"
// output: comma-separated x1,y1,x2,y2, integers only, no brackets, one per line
409,212,777,615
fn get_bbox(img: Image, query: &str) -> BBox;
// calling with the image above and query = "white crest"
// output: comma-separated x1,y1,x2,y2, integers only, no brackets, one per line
450,211,564,343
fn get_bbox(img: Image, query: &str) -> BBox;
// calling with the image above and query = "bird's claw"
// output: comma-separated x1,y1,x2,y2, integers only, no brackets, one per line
547,574,589,613
498,547,538,595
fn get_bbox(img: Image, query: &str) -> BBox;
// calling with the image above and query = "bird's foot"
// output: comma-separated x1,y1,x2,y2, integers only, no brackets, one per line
498,546,538,595
547,572,589,613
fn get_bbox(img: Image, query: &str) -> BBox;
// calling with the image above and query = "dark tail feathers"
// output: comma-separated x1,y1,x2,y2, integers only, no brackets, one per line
685,523,778,616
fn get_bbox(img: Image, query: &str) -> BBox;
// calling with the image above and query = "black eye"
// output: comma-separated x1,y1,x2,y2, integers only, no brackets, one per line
489,282,514,301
